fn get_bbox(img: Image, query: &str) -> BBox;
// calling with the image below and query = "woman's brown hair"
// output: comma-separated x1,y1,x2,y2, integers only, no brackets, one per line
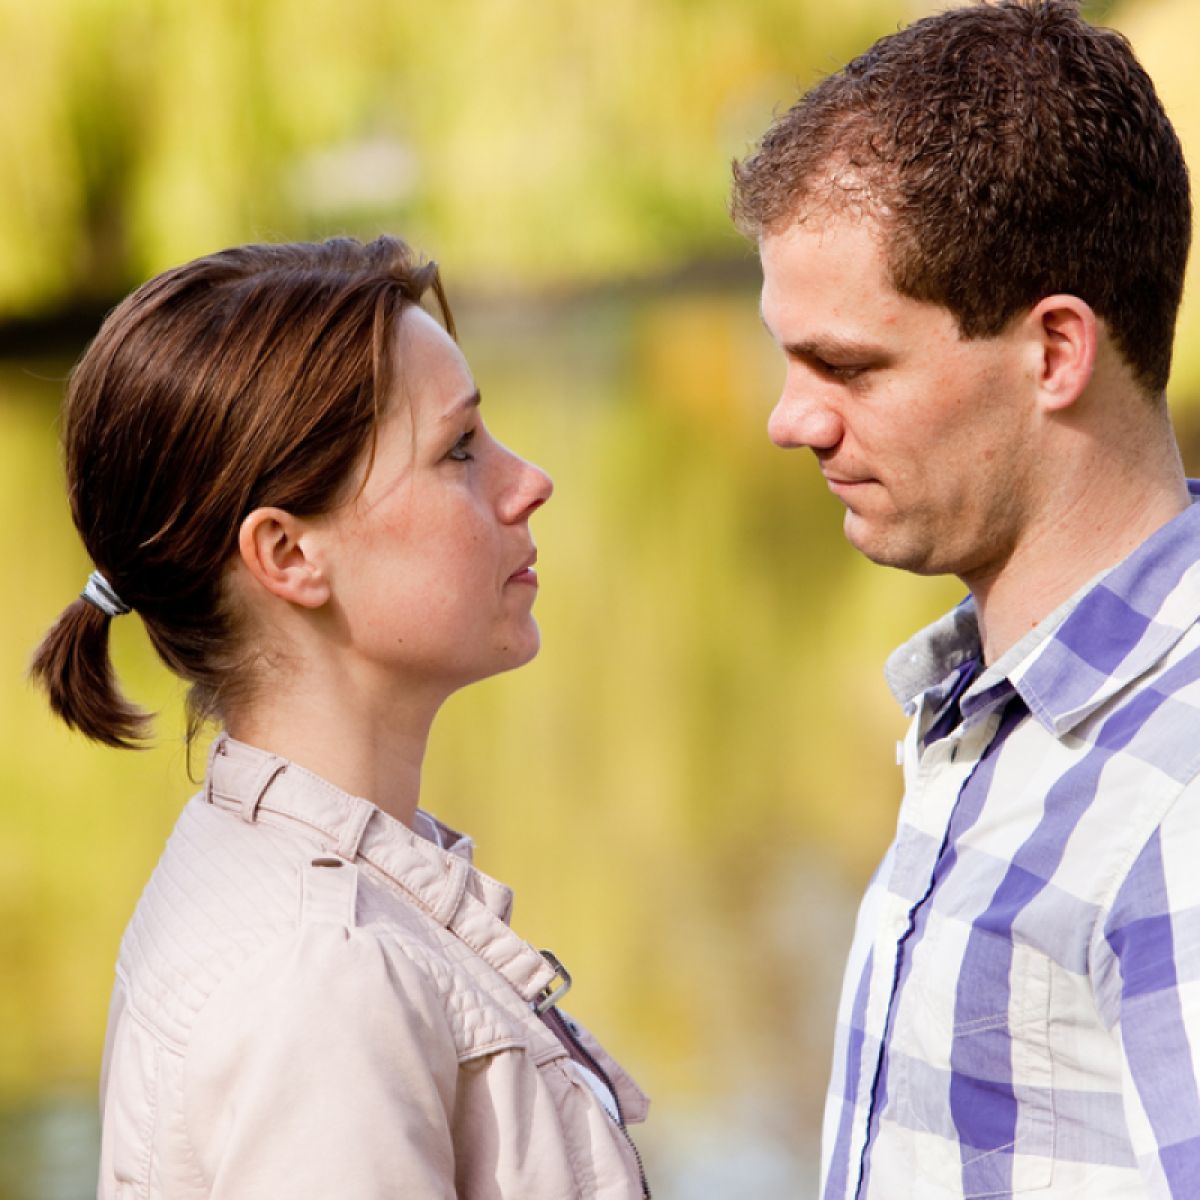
29,236,454,748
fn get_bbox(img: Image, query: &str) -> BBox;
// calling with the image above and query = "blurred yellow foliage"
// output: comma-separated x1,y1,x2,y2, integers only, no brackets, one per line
3,2,1199,1192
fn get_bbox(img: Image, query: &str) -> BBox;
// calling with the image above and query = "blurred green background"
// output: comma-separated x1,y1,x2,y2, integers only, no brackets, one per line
4,1,1200,1196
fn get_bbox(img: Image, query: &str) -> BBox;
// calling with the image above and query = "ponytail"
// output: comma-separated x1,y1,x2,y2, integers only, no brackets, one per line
28,597,149,749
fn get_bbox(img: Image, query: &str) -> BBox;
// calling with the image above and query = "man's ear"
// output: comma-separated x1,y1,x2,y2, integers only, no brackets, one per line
1028,294,1098,413
237,507,331,609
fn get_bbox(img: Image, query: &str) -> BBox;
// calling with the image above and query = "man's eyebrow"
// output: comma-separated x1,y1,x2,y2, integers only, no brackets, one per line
783,336,883,361
758,310,882,360
439,389,482,423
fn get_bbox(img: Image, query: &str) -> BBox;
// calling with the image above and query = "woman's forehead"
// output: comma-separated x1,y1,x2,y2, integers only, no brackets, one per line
392,307,476,419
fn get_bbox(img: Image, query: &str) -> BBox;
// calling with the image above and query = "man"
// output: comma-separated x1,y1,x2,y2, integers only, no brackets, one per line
732,2,1199,1197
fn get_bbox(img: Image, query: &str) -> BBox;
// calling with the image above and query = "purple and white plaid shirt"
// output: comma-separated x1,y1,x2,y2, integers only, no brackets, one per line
821,483,1200,1199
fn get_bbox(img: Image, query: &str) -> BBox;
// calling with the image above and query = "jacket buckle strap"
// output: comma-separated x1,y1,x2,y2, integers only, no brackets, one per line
426,854,471,928
533,949,573,1014
238,753,288,824
333,795,376,860
202,733,229,805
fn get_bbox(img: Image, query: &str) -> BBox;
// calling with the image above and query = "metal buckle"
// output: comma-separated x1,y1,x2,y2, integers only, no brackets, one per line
533,949,573,1014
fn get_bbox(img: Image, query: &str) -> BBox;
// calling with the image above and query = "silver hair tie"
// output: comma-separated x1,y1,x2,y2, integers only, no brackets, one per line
81,570,132,618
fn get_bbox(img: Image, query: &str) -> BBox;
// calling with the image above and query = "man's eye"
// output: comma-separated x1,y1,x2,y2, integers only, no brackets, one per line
791,348,868,382
817,360,865,382
446,430,476,462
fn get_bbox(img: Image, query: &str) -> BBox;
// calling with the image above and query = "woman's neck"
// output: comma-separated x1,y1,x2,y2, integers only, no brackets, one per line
224,670,443,828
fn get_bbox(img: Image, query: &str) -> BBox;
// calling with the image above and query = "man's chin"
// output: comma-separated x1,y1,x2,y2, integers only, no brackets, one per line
843,515,939,576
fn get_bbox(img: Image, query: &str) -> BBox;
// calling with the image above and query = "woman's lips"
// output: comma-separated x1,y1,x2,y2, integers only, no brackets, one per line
507,551,538,585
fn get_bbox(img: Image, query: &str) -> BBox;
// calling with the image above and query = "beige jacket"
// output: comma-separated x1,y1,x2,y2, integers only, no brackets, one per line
98,735,650,1199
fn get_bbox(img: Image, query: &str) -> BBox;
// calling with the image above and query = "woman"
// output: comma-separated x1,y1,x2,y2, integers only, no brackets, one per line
30,237,650,1199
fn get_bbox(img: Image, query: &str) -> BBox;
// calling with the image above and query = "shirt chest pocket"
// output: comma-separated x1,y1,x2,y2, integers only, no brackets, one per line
892,923,1055,1196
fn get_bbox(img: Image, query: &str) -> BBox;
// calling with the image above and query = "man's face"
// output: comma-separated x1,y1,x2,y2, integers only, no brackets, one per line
760,210,1042,584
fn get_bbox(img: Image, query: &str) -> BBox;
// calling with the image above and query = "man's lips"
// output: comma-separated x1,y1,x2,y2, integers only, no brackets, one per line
823,473,874,495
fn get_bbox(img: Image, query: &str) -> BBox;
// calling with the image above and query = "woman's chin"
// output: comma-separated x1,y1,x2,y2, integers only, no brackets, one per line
450,623,542,689
497,624,542,674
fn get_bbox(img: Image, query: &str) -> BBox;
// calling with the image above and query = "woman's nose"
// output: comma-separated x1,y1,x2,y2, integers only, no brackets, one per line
501,453,554,522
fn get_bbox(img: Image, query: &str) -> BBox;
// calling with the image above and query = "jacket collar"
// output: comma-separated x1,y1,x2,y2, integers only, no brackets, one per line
887,481,1200,737
204,734,560,1005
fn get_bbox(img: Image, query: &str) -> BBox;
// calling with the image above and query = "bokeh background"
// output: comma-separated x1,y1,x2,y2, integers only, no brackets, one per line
4,1,1200,1196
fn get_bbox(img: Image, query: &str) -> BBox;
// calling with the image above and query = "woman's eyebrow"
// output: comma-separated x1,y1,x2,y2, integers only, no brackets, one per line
438,389,482,424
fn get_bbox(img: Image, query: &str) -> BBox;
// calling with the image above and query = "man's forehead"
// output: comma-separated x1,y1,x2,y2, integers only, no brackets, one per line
760,195,892,258
759,213,894,309
756,211,957,357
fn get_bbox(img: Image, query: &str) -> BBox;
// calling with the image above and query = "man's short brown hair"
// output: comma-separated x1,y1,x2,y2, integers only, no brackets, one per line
731,0,1191,397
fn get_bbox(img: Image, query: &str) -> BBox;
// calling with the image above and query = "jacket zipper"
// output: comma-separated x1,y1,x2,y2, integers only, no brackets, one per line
542,1006,652,1199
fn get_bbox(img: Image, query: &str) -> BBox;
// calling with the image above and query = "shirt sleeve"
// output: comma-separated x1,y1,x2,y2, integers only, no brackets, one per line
184,922,459,1198
1102,785,1200,1199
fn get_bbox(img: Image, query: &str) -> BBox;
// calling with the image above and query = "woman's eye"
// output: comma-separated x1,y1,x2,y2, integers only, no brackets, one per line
446,430,476,462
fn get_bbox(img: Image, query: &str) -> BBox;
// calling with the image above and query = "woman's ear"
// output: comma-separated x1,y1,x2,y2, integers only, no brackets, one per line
1029,294,1098,413
237,508,331,609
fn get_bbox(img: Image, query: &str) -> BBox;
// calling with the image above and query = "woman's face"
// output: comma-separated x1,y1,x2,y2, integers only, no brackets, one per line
315,307,553,697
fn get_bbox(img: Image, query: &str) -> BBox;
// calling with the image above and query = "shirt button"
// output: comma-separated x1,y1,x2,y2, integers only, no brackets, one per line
949,745,959,763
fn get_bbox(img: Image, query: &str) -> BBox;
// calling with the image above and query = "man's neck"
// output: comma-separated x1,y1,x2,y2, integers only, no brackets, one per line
967,462,1190,665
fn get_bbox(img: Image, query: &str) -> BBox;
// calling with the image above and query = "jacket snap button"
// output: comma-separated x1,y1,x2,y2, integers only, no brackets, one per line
312,856,343,868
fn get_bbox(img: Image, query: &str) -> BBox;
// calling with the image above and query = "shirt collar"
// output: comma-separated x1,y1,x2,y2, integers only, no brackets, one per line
886,481,1200,736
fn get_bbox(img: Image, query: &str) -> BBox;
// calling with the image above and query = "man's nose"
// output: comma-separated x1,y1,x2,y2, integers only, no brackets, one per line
767,385,844,451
